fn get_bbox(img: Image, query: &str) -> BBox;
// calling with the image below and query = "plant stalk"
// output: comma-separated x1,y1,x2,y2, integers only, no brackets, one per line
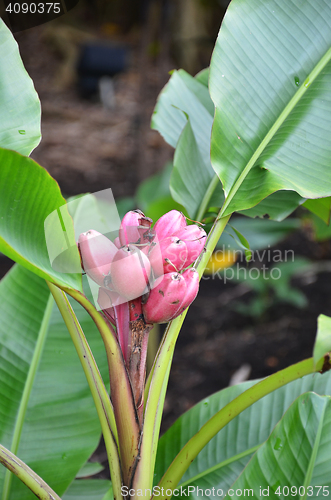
133,214,231,493
0,444,62,500
47,283,123,500
62,287,140,488
156,357,325,498
128,299,153,423
195,174,221,222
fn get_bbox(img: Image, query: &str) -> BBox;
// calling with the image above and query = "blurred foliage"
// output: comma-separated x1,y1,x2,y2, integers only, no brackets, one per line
233,258,311,318
115,162,187,221
307,213,331,242
217,217,301,252
303,197,331,225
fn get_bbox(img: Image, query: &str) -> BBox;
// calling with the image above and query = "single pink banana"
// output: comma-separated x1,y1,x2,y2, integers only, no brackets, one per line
178,268,200,313
149,236,188,276
110,245,151,300
153,210,186,241
78,230,118,287
119,210,154,247
142,272,187,324
174,225,207,267
114,237,121,249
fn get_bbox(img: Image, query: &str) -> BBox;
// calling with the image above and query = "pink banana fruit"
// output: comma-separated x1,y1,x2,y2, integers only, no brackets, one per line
178,268,199,313
110,245,151,300
174,225,207,267
78,230,118,286
119,210,154,247
114,237,121,249
142,272,187,324
148,236,188,276
153,210,186,241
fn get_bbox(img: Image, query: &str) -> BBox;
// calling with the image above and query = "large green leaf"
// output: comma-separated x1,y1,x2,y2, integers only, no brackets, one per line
62,479,112,500
152,69,224,218
153,67,303,220
172,120,217,218
239,191,304,222
231,393,331,499
0,148,82,290
0,265,108,500
0,20,41,156
76,462,104,479
154,371,331,499
152,69,213,150
210,0,331,216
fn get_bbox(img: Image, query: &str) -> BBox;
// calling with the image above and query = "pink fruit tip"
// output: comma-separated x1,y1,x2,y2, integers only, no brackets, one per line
153,210,187,241
110,245,152,301
78,230,118,286
119,210,154,247
142,271,187,324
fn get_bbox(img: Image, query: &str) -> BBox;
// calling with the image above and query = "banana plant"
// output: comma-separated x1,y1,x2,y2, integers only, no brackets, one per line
1,1,331,499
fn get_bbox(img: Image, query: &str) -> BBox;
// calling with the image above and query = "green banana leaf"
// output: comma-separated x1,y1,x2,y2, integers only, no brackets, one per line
210,0,331,216
231,393,331,499
152,66,304,221
151,69,224,218
0,265,108,500
154,371,331,499
0,20,41,156
0,148,82,291
62,479,112,500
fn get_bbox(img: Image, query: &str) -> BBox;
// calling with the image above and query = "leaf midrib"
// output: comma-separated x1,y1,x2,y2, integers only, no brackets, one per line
219,45,331,217
1,293,54,500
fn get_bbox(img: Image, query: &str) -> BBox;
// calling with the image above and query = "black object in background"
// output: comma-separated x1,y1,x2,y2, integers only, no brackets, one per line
77,43,128,98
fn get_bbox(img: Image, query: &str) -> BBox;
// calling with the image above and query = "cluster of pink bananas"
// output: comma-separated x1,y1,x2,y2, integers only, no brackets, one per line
78,210,206,327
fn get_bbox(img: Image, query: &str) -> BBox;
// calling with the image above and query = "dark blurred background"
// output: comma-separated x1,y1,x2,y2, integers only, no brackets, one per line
12,0,229,198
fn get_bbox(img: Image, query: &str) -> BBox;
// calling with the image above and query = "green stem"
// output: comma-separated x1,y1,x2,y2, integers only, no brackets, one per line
0,444,61,500
195,174,221,222
2,295,54,500
146,324,160,376
156,357,324,498
195,214,232,279
61,287,140,488
133,214,231,493
47,283,123,499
